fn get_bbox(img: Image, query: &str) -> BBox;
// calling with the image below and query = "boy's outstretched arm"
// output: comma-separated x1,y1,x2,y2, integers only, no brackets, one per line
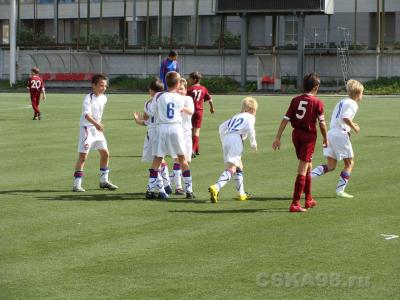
318,120,328,147
272,119,289,151
209,100,215,114
343,118,360,134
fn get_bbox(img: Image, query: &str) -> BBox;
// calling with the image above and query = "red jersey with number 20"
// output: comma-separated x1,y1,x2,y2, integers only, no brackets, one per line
284,94,325,134
187,85,211,111
27,75,45,97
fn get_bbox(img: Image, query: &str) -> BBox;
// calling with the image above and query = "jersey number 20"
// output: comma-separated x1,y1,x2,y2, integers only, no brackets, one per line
31,80,41,89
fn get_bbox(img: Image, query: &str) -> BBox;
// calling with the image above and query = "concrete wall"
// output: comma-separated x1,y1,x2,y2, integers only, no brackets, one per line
1,49,399,84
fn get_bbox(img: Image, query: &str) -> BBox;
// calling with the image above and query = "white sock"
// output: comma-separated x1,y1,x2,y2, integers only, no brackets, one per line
147,169,159,192
216,170,233,191
311,164,328,178
170,163,182,189
73,171,83,187
100,168,109,183
182,170,193,193
336,171,350,193
161,163,170,188
235,170,245,195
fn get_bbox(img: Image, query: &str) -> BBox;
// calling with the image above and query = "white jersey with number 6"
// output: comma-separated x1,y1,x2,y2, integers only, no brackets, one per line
147,91,186,158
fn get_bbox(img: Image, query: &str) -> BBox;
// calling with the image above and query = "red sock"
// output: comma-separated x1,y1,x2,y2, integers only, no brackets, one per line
192,136,199,153
304,172,312,201
292,175,306,206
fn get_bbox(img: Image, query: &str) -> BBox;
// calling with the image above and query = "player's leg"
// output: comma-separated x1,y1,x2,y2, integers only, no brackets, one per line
31,95,40,119
304,163,318,209
98,149,118,190
290,160,309,212
170,158,183,195
311,156,337,178
209,163,237,203
149,156,167,199
179,155,195,199
192,127,200,156
160,160,172,194
336,158,355,198
73,152,88,192
235,160,249,201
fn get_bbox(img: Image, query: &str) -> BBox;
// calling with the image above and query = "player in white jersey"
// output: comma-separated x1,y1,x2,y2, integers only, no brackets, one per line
133,79,173,198
169,78,194,195
146,71,195,199
311,79,364,198
208,97,258,203
72,74,118,192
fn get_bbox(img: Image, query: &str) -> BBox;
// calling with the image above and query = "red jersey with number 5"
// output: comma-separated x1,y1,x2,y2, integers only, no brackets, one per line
284,94,325,134
187,84,211,110
27,75,45,97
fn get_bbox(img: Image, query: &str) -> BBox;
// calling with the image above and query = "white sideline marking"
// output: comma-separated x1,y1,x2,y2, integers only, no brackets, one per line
380,234,399,240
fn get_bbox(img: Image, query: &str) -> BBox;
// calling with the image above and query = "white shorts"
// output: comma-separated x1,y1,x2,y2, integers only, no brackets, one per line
222,134,243,167
184,128,192,162
153,124,185,158
323,130,354,160
141,127,156,162
78,126,108,153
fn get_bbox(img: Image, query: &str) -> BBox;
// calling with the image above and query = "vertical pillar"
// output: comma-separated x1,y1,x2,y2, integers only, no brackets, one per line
54,0,58,44
132,0,137,45
240,13,248,90
297,14,305,89
10,0,17,86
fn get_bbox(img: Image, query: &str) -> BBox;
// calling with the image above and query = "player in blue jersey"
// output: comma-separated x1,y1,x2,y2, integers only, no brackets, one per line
159,50,179,89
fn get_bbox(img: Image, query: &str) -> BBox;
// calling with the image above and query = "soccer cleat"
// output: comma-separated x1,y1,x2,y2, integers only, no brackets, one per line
164,185,173,194
72,185,85,192
336,191,354,198
186,192,195,199
175,188,185,195
208,184,219,203
195,152,200,156
191,153,196,158
99,181,119,190
305,198,317,209
32,116,38,120
289,204,307,213
145,191,157,199
238,191,251,201
158,192,169,200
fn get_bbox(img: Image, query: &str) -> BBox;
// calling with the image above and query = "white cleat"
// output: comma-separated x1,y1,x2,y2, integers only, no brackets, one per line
99,181,119,190
336,191,354,198
72,186,86,192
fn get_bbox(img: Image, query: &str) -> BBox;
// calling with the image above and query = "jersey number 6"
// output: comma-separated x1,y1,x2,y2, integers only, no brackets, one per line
166,102,175,119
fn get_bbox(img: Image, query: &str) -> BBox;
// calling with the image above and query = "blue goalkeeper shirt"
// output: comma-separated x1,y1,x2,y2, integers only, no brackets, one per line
159,58,179,89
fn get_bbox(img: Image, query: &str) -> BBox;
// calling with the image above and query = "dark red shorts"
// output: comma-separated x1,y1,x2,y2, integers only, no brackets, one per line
292,130,317,162
192,110,204,128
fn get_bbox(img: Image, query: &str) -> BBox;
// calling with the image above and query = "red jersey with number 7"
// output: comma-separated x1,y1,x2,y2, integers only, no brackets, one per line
284,94,325,134
187,84,211,110
27,75,45,97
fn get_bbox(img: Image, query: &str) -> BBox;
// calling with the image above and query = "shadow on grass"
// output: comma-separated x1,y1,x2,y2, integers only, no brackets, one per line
169,208,288,214
365,135,400,138
250,196,335,202
36,193,208,203
0,189,72,195
112,155,142,158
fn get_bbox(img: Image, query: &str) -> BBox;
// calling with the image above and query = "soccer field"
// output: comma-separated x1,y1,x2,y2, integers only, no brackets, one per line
0,92,399,299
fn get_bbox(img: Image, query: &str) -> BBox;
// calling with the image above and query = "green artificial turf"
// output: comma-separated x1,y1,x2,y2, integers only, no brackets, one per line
0,92,399,299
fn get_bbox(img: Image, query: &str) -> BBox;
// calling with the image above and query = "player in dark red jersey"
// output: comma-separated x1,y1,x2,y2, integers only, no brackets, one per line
187,72,215,157
272,73,328,213
27,67,46,120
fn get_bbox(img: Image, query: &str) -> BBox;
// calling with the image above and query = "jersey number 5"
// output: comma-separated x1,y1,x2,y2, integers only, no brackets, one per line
295,101,308,119
193,90,202,102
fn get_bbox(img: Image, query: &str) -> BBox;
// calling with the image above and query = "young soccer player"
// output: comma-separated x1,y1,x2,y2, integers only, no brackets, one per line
208,97,258,203
169,78,194,195
133,79,173,198
72,74,118,192
146,71,194,199
272,73,327,212
187,71,215,157
159,50,179,89
311,79,364,198
27,67,46,120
